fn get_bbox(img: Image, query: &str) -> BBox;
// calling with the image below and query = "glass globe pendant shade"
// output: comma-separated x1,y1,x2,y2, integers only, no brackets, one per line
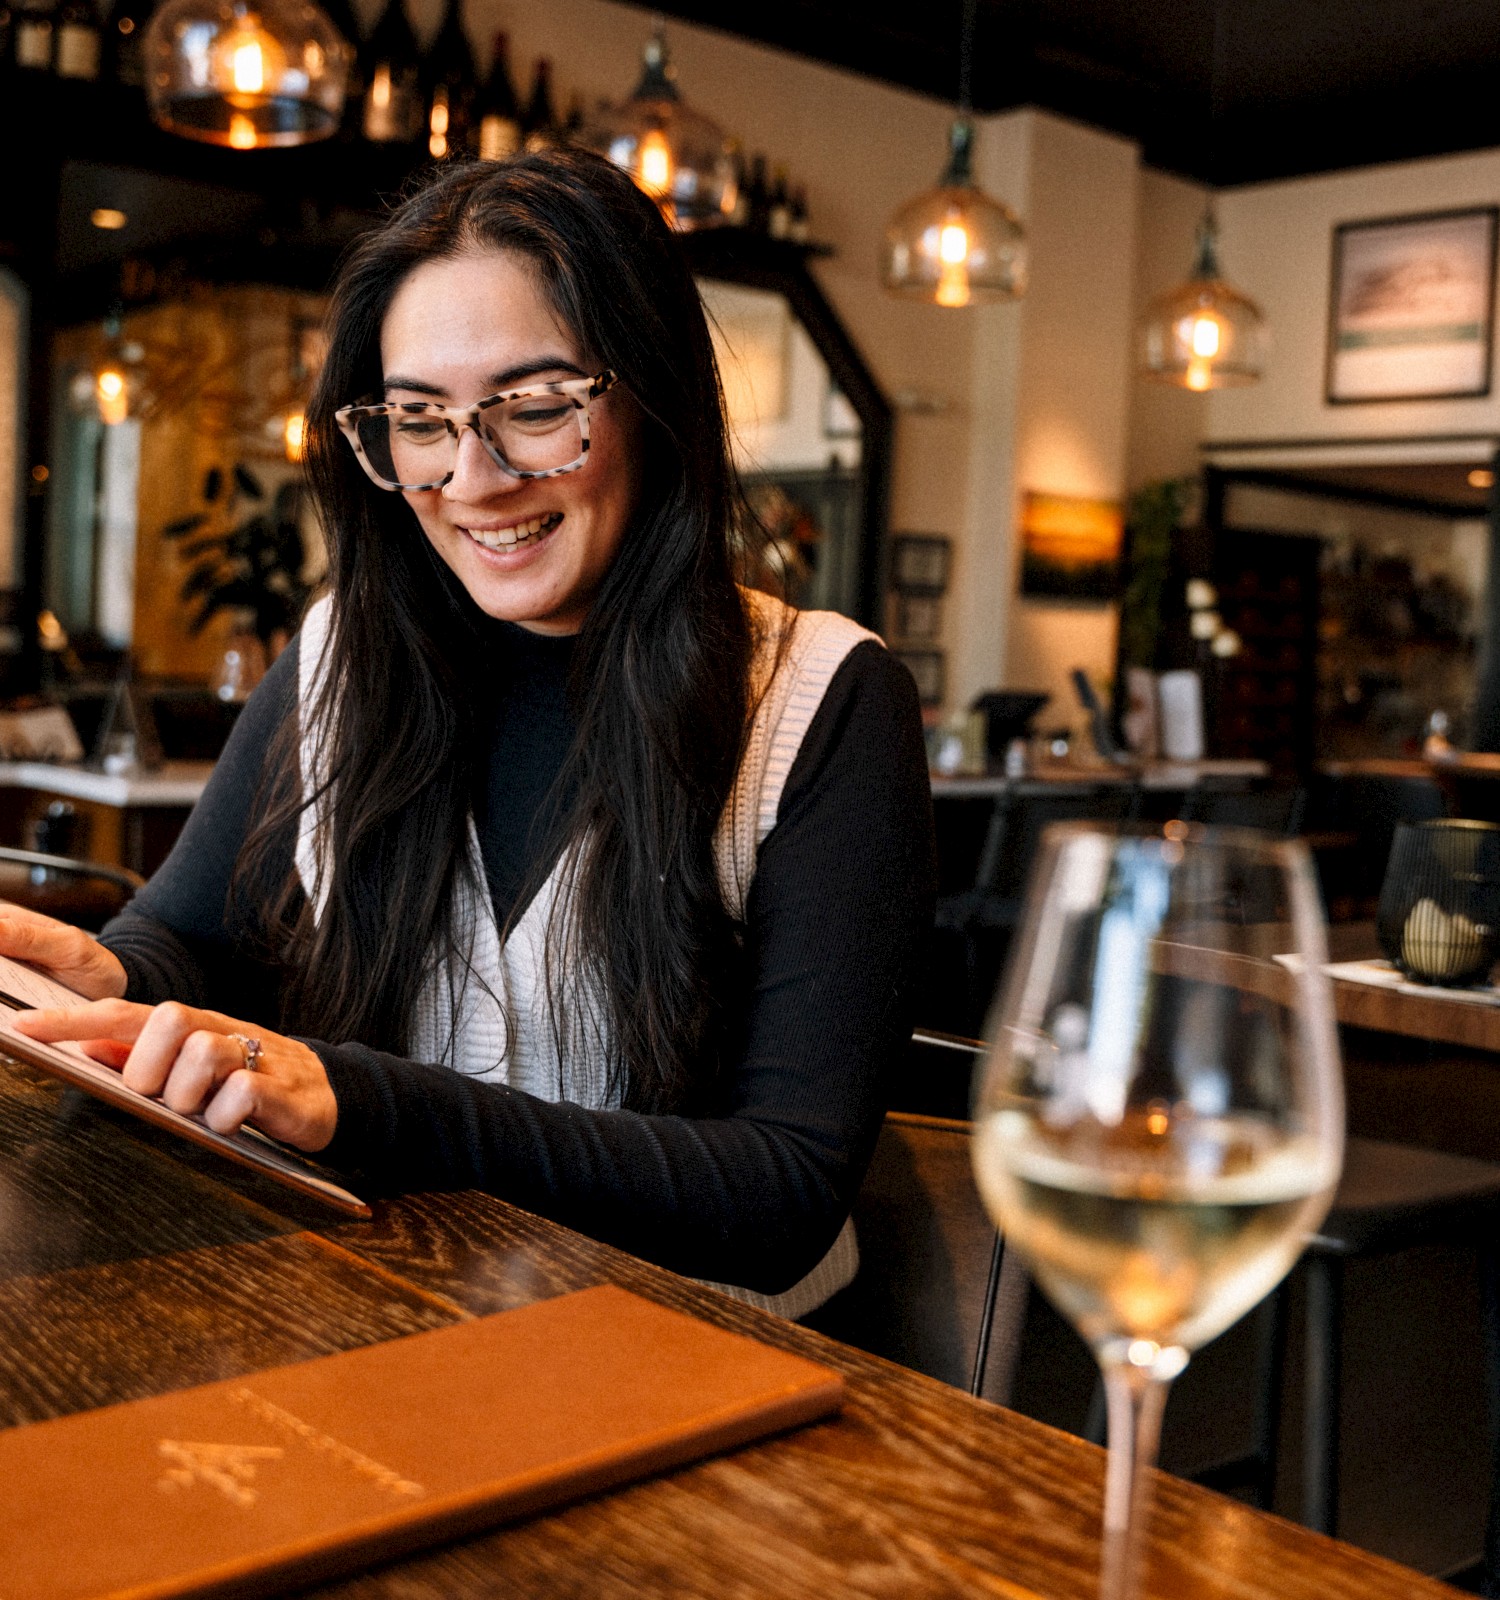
1139,211,1267,389
883,120,1026,307
144,0,352,149
590,29,733,230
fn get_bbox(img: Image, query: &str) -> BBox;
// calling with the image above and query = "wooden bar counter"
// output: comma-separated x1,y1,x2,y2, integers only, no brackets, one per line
0,1052,1455,1599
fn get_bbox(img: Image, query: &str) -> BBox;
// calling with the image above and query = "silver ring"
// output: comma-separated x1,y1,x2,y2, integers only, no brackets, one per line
228,1033,263,1074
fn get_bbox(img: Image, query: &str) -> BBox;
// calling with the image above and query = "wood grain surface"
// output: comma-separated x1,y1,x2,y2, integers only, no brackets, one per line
0,1054,1461,1600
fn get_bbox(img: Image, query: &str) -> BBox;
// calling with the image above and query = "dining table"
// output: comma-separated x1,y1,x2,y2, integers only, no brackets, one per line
0,1047,1458,1600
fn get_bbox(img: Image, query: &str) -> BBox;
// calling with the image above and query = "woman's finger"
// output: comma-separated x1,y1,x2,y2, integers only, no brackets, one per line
80,1039,132,1070
159,1029,244,1116
13,998,155,1043
117,1001,216,1098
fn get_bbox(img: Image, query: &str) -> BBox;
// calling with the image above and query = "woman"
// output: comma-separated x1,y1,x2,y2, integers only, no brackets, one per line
6,149,934,1315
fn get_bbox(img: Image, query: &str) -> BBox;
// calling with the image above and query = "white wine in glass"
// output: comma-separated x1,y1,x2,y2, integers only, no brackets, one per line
971,823,1343,1600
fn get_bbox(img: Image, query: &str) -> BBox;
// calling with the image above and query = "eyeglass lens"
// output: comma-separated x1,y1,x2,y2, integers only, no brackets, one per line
357,392,586,486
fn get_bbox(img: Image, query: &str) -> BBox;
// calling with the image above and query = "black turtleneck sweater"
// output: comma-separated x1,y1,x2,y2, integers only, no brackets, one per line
100,615,935,1296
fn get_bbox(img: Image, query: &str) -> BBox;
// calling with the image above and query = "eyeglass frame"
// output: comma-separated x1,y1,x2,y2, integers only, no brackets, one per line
333,369,619,492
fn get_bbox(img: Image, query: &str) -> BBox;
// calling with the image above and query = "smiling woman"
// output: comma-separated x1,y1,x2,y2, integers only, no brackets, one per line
3,149,935,1317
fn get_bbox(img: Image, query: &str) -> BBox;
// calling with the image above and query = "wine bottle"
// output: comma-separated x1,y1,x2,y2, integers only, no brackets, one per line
745,154,769,233
767,167,791,240
724,143,750,228
12,0,54,73
362,0,422,145
475,28,520,161
789,184,809,245
421,0,477,160
314,0,362,134
522,56,557,151
101,0,151,88
53,0,97,78
561,91,584,144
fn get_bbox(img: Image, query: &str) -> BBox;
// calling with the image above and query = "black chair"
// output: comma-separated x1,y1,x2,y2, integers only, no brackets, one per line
808,1034,1030,1405
0,847,143,933
932,784,1136,1035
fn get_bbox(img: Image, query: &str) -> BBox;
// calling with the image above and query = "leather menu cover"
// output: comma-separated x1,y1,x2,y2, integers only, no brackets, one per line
1,1284,845,1600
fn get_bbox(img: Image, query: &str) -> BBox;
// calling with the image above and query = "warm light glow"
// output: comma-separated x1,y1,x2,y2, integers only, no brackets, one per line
96,367,129,426
938,220,969,265
370,63,391,109
935,261,970,309
228,112,257,148
283,411,306,462
637,128,673,198
1189,314,1222,358
1470,468,1495,490
231,36,266,93
428,87,449,158
1185,357,1212,392
91,208,128,231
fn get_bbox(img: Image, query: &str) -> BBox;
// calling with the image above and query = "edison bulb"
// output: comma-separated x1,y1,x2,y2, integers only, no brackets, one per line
96,367,129,426
283,411,306,462
638,128,673,198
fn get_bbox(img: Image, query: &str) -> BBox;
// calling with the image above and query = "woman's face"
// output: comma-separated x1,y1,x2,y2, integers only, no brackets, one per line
379,249,640,634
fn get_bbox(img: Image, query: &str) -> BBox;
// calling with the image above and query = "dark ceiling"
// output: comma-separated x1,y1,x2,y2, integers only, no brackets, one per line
653,1,1500,187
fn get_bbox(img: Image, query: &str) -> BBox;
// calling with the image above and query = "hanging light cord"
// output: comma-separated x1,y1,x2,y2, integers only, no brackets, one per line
958,0,977,115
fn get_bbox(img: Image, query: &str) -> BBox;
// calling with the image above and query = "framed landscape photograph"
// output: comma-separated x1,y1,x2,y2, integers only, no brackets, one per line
1326,207,1499,403
1019,492,1123,603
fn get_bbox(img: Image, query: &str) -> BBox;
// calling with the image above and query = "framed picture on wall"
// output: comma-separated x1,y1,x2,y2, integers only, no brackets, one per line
889,533,951,596
1326,207,1499,403
893,593,942,642
1019,492,1123,604
894,649,945,707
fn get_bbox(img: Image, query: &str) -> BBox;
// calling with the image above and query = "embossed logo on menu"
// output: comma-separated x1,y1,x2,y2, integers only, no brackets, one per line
156,1442,285,1507
154,1388,427,1509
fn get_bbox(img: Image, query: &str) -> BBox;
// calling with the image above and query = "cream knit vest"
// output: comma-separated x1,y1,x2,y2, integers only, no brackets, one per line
295,588,879,1317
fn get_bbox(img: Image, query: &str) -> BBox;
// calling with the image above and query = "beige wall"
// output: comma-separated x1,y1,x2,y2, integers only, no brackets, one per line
1126,167,1209,491
1002,116,1139,732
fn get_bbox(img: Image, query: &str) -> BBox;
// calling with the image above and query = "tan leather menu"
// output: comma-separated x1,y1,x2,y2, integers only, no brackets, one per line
1,1284,844,1600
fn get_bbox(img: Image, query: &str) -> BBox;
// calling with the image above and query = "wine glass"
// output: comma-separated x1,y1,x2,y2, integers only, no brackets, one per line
971,822,1343,1600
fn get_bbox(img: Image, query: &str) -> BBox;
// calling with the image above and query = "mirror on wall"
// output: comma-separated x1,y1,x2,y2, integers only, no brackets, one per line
698,277,863,617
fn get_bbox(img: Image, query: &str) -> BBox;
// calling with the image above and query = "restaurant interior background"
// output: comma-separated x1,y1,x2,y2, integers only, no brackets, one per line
8,0,1500,1590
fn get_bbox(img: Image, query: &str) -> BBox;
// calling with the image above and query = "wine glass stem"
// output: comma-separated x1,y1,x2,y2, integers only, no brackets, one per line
1098,1357,1173,1600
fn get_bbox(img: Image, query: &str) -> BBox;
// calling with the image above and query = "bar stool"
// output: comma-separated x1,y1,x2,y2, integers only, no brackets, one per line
1296,1136,1500,1583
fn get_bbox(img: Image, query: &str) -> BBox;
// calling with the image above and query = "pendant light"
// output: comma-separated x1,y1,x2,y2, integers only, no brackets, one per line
882,0,1026,307
143,0,352,149
592,27,734,230
1138,204,1266,390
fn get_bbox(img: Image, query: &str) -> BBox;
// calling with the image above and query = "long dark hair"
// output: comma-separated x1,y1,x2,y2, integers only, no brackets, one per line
241,149,753,1112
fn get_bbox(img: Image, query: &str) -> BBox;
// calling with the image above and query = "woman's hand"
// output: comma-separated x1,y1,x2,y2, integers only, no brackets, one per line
0,904,128,1000
12,999,338,1152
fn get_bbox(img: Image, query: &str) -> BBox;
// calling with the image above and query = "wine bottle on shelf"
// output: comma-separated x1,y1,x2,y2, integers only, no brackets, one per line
561,91,584,144
314,0,363,135
420,0,478,160
522,57,558,151
12,0,55,73
789,185,809,244
745,154,769,233
767,167,792,240
53,0,98,79
475,29,521,161
361,0,422,145
101,0,151,88
725,143,750,227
